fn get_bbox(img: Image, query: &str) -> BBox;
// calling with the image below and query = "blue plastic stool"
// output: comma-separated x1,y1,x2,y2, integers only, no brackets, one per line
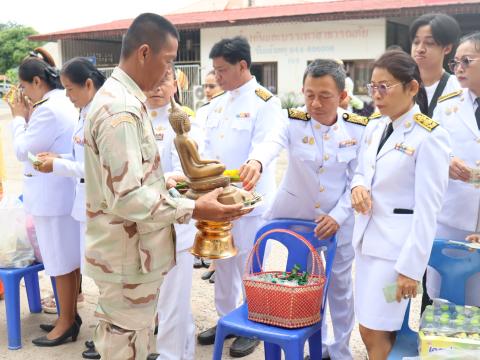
213,219,337,360
0,263,45,349
429,238,480,304
387,301,419,359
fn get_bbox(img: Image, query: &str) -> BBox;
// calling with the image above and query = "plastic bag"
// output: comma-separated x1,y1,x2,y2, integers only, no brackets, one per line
0,195,35,267
25,214,41,262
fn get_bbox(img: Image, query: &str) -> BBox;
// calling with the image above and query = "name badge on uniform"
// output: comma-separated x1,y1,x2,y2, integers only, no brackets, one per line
236,112,250,118
154,126,165,141
73,136,84,146
338,139,357,148
395,143,415,156
214,107,223,113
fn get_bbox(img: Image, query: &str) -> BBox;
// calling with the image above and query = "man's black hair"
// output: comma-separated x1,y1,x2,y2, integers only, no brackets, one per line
121,13,179,59
303,59,346,91
209,36,251,68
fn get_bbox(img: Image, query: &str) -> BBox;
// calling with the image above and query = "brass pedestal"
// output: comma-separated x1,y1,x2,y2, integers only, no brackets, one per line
190,220,238,259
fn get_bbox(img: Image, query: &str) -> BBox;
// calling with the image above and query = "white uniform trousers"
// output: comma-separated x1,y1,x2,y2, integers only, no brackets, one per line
321,243,355,360
427,223,480,306
33,214,80,276
215,216,264,317
354,250,410,331
156,249,195,360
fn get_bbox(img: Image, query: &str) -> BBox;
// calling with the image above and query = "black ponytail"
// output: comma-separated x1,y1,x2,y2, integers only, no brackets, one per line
61,57,106,90
19,48,63,90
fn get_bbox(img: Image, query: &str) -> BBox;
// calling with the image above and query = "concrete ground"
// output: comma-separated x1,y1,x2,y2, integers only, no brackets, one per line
0,102,422,359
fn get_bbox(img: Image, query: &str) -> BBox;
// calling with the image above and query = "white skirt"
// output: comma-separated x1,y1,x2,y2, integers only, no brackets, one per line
354,250,410,331
33,215,80,276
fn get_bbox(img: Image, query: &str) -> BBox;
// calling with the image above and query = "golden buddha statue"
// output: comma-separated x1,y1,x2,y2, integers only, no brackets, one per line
168,98,255,259
169,98,249,205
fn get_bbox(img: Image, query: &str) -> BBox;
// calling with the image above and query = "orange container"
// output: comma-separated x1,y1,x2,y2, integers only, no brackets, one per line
243,228,326,329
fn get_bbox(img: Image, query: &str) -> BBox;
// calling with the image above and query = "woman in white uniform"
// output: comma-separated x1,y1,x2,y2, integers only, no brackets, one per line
351,50,450,359
9,48,80,346
410,13,461,117
35,59,106,357
429,32,480,306
145,66,198,360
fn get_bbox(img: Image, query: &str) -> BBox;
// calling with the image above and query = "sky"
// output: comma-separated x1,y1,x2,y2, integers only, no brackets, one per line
1,0,200,34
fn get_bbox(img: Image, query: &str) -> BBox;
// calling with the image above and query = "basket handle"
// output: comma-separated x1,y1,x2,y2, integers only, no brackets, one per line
244,228,324,278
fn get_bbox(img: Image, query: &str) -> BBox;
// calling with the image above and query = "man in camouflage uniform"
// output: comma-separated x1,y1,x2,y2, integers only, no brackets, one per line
84,14,247,360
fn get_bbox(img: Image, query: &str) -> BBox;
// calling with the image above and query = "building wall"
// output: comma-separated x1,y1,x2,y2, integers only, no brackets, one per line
201,18,386,95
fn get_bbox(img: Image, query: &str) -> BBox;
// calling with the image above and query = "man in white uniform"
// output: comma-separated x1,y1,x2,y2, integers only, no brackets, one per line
196,36,283,358
250,59,367,360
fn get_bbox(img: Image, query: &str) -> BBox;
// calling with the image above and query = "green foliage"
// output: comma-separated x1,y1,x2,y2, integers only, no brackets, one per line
5,68,18,83
280,91,303,109
0,22,43,74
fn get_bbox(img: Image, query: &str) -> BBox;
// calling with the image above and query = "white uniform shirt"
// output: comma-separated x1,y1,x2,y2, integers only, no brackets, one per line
12,89,77,216
202,77,283,215
433,89,480,232
351,104,451,280
51,103,90,222
253,107,366,246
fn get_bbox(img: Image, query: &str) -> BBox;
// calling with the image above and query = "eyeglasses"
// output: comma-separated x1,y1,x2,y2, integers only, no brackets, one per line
366,82,402,97
448,57,480,72
203,84,217,89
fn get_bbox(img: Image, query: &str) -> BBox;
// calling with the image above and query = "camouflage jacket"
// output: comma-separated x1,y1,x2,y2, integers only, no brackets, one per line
84,67,195,283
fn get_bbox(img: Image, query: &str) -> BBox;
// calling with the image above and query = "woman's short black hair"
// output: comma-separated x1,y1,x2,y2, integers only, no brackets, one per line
409,13,460,47
19,48,62,90
61,57,106,90
373,50,428,114
209,36,251,68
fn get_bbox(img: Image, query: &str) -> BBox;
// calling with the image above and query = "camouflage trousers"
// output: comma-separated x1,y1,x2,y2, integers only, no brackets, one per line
93,278,164,360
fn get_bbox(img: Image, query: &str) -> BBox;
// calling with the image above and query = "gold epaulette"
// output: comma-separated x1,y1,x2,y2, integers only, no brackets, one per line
287,108,310,121
255,88,272,102
368,112,382,120
32,98,48,109
342,112,369,126
414,113,439,132
438,90,463,103
211,91,225,100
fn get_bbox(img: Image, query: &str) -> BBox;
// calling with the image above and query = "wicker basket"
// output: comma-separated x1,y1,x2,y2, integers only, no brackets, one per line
243,228,326,329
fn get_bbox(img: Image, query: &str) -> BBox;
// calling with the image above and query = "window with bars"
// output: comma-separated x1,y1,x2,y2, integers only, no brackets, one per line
250,62,278,94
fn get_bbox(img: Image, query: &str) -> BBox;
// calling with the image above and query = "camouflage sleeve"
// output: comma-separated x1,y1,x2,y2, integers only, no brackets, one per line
95,112,194,229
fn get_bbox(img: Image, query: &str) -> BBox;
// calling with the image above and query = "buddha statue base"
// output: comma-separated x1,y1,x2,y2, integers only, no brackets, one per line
186,176,252,205
190,220,238,259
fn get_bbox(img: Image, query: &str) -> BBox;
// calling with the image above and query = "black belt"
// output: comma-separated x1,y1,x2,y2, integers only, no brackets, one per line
80,178,85,183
